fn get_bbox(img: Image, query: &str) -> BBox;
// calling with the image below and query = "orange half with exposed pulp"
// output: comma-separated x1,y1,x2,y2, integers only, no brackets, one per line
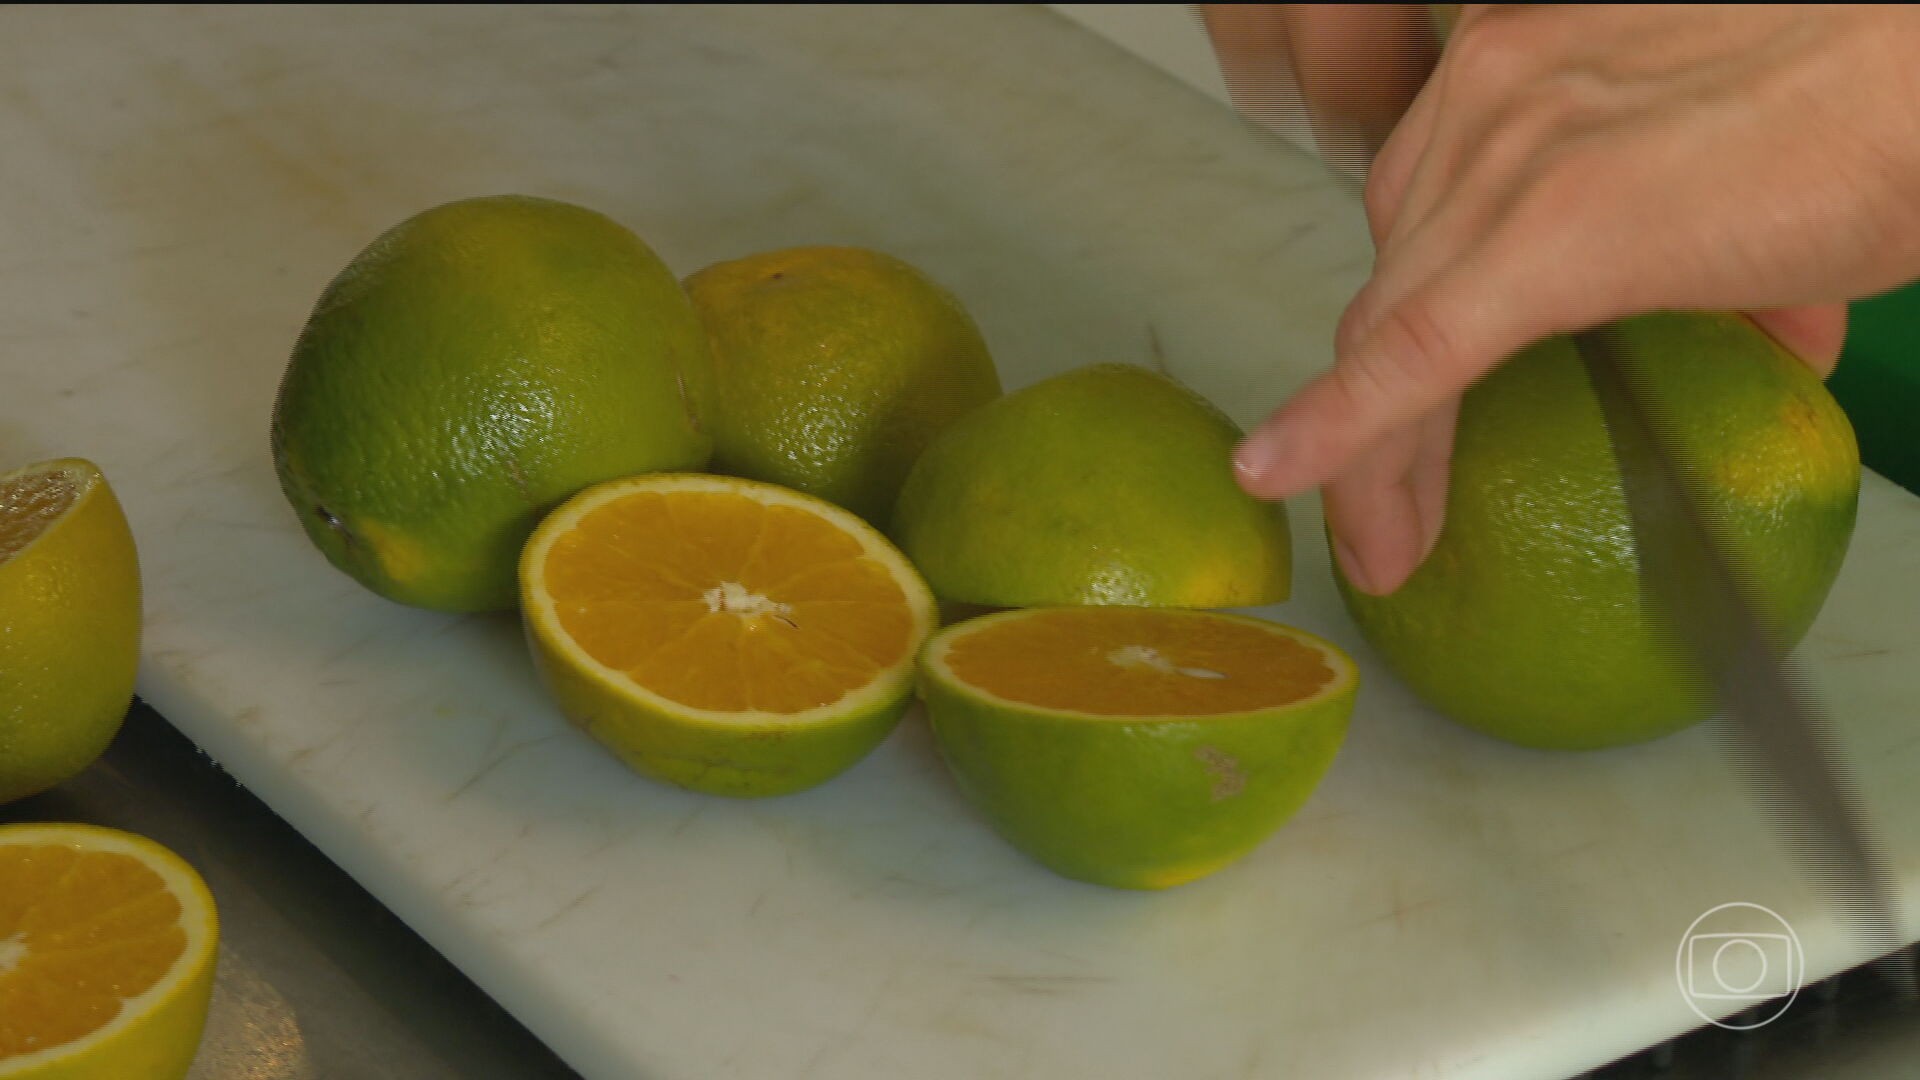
920,607,1357,889
0,824,219,1080
520,473,937,797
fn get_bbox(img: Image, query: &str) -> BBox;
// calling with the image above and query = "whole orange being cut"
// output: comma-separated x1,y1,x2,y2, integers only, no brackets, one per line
1336,312,1860,750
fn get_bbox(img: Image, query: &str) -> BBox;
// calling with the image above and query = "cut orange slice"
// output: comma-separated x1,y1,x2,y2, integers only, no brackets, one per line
0,824,219,1080
520,473,937,797
920,607,1357,889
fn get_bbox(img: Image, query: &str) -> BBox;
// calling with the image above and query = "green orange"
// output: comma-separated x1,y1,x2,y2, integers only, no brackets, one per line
683,246,1002,525
920,607,1356,890
272,195,714,614
891,364,1292,608
1336,312,1860,750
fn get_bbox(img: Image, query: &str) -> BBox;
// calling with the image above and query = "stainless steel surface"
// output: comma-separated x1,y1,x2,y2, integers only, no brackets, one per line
1576,327,1905,967
1,701,580,1080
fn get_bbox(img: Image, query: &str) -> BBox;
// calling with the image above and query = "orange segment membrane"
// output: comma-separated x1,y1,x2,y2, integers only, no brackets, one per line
544,490,913,713
0,468,78,566
946,609,1334,717
0,845,186,1059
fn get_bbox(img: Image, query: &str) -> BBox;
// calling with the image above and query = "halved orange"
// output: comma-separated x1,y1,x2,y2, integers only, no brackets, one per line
1,458,141,806
0,824,219,1080
920,607,1357,889
520,473,938,797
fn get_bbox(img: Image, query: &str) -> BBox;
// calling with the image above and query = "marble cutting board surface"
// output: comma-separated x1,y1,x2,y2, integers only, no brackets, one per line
3,6,1918,1079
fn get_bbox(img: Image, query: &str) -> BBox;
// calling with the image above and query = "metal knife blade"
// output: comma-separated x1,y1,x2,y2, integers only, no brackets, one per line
1575,326,1907,969
1198,25,1906,984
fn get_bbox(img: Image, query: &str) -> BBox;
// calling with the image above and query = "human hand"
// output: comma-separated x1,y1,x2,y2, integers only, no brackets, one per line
1213,4,1920,596
1197,3,1441,176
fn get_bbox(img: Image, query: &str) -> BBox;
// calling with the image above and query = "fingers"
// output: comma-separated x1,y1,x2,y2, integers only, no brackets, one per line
1321,427,1426,597
1234,229,1567,501
1273,4,1440,172
1408,400,1459,566
1361,58,1442,246
1746,304,1849,379
1196,5,1301,135
1322,401,1461,596
1230,3,1920,605
1199,5,1440,180
1199,5,1446,250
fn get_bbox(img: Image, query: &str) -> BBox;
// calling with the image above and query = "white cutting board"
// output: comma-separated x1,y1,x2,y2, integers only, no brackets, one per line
4,7,1918,1079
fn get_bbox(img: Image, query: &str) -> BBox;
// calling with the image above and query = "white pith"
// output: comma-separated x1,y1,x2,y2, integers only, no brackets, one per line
703,581,795,623
0,934,25,976
1106,645,1227,680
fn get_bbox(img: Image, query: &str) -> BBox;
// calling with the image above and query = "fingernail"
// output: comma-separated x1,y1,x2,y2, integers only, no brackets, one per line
1234,425,1300,494
1332,536,1377,595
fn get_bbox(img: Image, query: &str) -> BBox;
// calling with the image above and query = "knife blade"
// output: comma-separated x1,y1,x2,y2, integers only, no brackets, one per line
1575,326,1907,971
1199,25,1908,986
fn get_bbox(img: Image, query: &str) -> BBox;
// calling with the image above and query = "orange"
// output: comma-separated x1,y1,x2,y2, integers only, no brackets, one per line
684,246,1002,524
891,363,1292,608
272,195,714,614
1336,312,1859,749
0,459,141,805
520,473,937,797
920,607,1357,889
0,824,219,1080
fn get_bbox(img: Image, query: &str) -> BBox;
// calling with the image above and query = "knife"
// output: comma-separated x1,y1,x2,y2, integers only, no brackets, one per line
1200,23,1908,984
1575,326,1908,976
